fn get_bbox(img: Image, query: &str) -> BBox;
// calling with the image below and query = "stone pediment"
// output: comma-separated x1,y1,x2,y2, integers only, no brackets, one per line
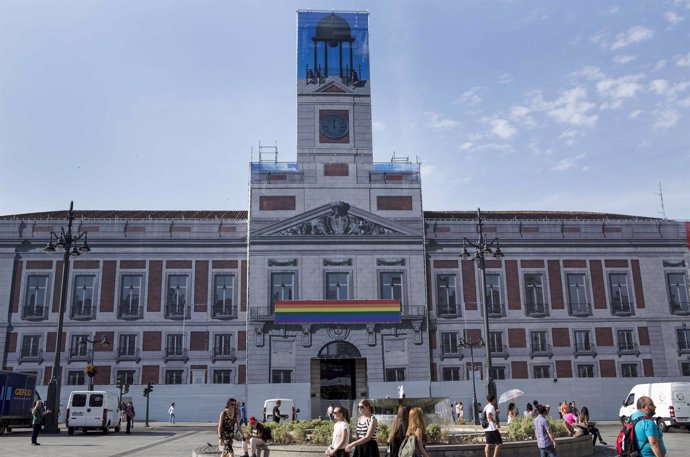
253,201,420,237
315,80,352,94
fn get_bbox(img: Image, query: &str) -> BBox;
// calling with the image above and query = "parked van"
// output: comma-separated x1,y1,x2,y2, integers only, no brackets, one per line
263,398,299,422
619,382,690,432
66,391,121,435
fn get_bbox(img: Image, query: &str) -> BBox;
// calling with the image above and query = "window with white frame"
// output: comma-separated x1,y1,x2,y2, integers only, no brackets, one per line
23,275,49,319
165,369,184,384
271,369,292,383
530,331,550,356
436,274,458,316
533,365,551,379
442,367,461,381
214,333,234,358
118,334,137,358
213,274,236,318
67,371,86,385
524,273,547,316
621,363,638,378
466,363,482,381
566,273,590,316
677,328,690,353
491,366,506,380
577,364,595,378
119,274,143,319
667,273,689,314
609,273,633,314
166,334,184,357
325,272,349,300
485,273,504,316
166,274,189,318
213,369,233,384
71,274,96,319
20,335,41,359
385,368,405,382
574,330,594,354
380,272,403,304
489,332,504,354
441,332,459,356
617,329,636,353
69,334,88,359
271,272,295,312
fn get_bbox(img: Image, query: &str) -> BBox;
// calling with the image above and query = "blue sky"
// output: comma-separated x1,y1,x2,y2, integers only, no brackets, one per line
1,0,689,219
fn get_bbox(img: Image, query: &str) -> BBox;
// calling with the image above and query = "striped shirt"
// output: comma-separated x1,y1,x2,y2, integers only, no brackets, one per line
356,415,377,440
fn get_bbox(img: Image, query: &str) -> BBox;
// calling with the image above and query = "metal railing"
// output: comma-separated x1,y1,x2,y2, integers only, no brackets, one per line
487,303,505,317
490,345,509,359
71,304,94,320
401,305,426,318
212,304,238,320
617,342,640,357
165,304,191,320
164,348,188,362
118,303,143,320
529,344,553,359
67,348,88,364
251,171,304,184
116,348,141,363
212,348,237,363
569,302,591,316
369,172,420,184
526,302,548,317
574,343,597,357
22,305,46,320
671,301,690,315
19,349,43,364
612,300,633,315
249,304,426,321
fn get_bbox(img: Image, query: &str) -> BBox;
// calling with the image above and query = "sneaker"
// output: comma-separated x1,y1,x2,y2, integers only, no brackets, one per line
600,441,607,446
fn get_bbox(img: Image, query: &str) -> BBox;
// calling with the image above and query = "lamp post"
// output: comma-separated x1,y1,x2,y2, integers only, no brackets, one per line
79,335,110,390
461,208,504,402
43,201,91,433
458,336,484,425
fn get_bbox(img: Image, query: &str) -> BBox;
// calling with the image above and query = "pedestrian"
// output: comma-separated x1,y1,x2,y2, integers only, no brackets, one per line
482,394,502,457
524,403,533,418
387,405,409,457
474,402,482,424
568,401,579,417
242,416,270,457
456,401,464,424
405,406,430,457
534,404,558,457
345,399,379,457
630,396,666,457
506,403,518,425
125,401,136,434
327,403,334,420
272,400,283,423
168,402,176,424
450,402,456,423
326,407,350,457
531,400,540,417
240,402,248,426
578,406,606,446
30,399,51,446
217,398,239,457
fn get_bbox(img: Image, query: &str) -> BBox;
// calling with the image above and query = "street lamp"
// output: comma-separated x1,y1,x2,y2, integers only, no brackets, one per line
458,336,485,425
461,208,504,401
43,201,91,433
78,335,110,390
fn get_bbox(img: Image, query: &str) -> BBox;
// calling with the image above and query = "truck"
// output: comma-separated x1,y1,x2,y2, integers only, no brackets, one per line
0,370,39,435
619,382,690,432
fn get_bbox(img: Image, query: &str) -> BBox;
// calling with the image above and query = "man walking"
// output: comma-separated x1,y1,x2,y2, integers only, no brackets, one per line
534,405,557,457
272,400,282,423
630,396,666,457
482,394,502,457
125,401,136,434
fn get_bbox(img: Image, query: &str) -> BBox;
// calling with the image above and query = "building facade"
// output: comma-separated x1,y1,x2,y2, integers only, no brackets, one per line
1,11,689,420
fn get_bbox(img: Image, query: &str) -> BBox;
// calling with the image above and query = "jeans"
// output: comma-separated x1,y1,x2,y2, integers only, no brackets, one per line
539,445,558,457
31,423,41,444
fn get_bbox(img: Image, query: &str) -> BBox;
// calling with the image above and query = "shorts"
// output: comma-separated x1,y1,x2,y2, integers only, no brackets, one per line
485,430,503,446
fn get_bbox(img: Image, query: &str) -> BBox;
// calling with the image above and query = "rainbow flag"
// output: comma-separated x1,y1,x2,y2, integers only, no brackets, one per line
274,300,401,324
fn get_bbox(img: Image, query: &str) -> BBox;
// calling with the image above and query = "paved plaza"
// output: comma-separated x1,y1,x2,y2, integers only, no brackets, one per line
0,421,688,457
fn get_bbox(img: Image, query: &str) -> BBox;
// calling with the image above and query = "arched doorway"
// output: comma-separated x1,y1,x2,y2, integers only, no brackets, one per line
311,340,367,418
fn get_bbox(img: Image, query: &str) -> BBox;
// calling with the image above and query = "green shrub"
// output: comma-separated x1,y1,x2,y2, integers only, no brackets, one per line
504,416,570,442
310,422,335,446
376,422,390,444
426,423,443,444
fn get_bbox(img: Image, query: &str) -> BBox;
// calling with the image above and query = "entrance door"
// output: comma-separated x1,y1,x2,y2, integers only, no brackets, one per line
320,359,356,399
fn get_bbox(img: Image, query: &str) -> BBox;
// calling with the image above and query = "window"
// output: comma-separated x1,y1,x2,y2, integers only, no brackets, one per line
89,394,104,407
213,370,233,384
166,275,189,318
71,274,96,319
489,332,504,354
566,273,590,316
441,333,459,355
119,274,143,319
485,274,504,316
118,334,137,358
436,274,458,315
213,274,236,318
380,272,403,304
577,364,595,378
574,330,594,355
272,370,292,383
385,368,405,382
116,370,136,385
166,334,184,356
491,366,506,380
466,364,482,381
165,370,184,384
617,329,637,354
20,335,42,361
69,334,88,361
442,367,461,381
667,273,690,314
524,273,547,316
677,328,690,354
271,272,295,312
23,275,48,319
67,371,85,385
326,272,349,300
213,334,234,361
682,362,690,376
533,365,551,379
530,331,551,356
609,273,633,314
621,363,638,378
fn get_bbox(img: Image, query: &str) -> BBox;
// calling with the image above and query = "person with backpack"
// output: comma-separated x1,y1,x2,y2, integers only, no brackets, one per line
400,406,429,457
387,405,409,457
345,399,379,457
628,396,666,457
326,407,350,457
242,416,270,457
534,405,558,457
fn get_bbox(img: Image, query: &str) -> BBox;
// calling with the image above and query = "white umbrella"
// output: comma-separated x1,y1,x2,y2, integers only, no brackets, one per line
498,388,525,404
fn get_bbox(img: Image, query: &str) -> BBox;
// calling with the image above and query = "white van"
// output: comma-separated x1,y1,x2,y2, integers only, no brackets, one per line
263,398,299,422
619,382,690,432
66,391,122,435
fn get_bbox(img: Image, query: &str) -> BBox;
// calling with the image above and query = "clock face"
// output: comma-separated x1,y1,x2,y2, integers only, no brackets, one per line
319,113,349,139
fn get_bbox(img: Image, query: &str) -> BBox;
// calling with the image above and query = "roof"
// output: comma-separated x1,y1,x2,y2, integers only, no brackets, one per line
423,210,661,221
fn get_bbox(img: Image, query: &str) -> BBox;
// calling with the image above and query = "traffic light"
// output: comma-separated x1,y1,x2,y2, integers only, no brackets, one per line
116,376,124,389
124,383,130,394
143,382,154,397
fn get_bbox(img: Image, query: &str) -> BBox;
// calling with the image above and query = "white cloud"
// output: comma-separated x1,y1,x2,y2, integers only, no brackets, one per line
551,153,587,172
653,59,667,71
664,11,685,28
454,87,484,106
652,109,679,129
676,51,690,67
613,55,637,64
472,143,515,154
629,109,644,119
679,96,690,107
596,74,645,109
638,140,651,148
372,121,385,131
459,142,473,151
490,118,517,139
510,106,531,119
530,87,599,126
572,65,606,81
648,79,690,100
425,112,460,130
608,6,620,14
497,73,514,84
611,25,654,50
559,129,579,146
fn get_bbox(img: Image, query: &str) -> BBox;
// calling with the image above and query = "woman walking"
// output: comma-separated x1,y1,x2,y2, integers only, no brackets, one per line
345,399,379,457
579,406,607,446
387,405,409,457
326,407,350,457
168,402,176,424
405,407,430,457
217,398,239,457
30,399,50,446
